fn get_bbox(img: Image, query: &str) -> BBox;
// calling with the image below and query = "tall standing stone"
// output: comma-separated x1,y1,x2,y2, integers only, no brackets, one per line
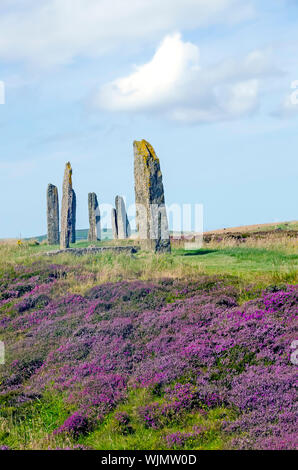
111,208,118,240
70,189,76,243
88,193,101,241
115,196,130,239
126,214,131,238
47,184,59,245
133,139,171,252
60,162,73,249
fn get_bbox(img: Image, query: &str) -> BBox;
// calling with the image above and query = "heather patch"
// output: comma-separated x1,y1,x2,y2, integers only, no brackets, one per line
163,427,206,449
54,412,92,438
113,412,134,435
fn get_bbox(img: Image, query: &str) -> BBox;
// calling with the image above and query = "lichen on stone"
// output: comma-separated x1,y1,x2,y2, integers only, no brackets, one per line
134,139,160,189
134,138,171,253
66,162,72,185
134,139,159,163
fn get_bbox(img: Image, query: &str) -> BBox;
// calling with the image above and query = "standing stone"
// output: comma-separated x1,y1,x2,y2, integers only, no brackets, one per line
115,196,130,239
126,214,131,238
47,184,59,245
133,139,171,252
111,208,118,240
88,193,101,241
70,189,76,243
60,162,73,249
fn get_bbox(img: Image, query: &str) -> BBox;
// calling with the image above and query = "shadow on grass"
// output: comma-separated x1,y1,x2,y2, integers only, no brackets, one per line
182,249,218,257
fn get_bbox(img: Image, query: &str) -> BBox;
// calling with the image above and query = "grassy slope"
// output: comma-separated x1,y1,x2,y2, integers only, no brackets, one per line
204,220,298,234
0,231,297,450
1,233,297,288
82,389,234,451
1,387,233,450
14,219,298,243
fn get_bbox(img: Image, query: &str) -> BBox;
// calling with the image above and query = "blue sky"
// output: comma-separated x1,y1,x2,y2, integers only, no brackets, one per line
0,0,297,238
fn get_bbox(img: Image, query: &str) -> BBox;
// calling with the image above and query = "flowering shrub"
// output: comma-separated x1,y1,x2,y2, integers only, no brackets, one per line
164,427,205,449
138,383,222,429
54,412,91,438
0,266,297,449
113,411,134,435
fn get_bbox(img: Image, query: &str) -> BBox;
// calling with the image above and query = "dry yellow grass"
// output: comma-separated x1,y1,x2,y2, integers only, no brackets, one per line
204,220,298,234
0,228,297,297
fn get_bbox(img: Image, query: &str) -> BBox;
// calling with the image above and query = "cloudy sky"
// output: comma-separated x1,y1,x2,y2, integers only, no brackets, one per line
0,0,297,238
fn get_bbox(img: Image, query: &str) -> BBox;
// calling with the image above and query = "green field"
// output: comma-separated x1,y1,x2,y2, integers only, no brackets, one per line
2,231,297,289
0,229,297,450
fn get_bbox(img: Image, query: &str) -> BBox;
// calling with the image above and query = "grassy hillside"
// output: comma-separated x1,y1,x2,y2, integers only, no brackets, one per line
204,220,298,234
31,228,116,243
2,230,297,286
0,230,297,450
25,220,298,243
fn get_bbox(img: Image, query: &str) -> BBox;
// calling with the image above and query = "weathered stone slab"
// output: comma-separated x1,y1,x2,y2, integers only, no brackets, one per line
47,184,59,245
133,139,171,253
60,162,73,249
44,246,139,257
71,189,76,243
111,208,118,239
88,193,101,241
115,196,130,239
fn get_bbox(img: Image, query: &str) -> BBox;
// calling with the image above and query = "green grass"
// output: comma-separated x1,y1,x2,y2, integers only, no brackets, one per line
0,230,297,449
0,384,236,450
260,221,298,232
175,246,298,279
1,237,297,290
0,390,75,450
276,222,298,231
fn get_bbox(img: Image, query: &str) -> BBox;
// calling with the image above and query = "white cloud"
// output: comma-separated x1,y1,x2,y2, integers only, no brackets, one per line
95,33,280,123
0,0,254,67
274,81,298,118
96,34,200,112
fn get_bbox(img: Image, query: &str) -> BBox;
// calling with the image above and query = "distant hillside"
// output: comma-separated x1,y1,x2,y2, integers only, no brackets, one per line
32,228,138,242
204,220,298,234
22,220,298,242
